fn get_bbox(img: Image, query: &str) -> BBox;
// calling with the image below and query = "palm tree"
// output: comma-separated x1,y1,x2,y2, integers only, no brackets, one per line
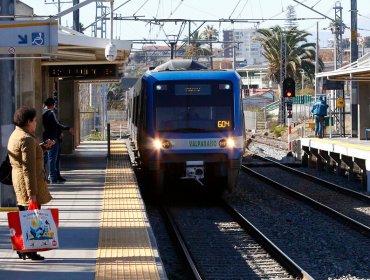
256,25,320,85
184,30,211,60
256,25,322,123
201,25,219,69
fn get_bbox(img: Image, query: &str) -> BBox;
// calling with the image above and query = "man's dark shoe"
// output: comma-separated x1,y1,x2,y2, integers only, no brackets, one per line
49,179,63,184
57,176,67,182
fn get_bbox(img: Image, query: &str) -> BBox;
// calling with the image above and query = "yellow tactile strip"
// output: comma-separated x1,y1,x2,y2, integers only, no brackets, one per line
95,141,160,280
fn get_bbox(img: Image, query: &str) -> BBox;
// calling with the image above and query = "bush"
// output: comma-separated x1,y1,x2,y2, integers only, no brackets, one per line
270,122,286,137
86,130,102,141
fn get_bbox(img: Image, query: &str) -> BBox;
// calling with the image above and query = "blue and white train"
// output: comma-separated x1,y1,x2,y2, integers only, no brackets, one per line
128,60,245,194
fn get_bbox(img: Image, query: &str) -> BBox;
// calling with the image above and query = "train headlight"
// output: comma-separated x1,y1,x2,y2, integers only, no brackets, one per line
219,138,235,149
153,139,162,150
226,137,235,148
153,138,172,150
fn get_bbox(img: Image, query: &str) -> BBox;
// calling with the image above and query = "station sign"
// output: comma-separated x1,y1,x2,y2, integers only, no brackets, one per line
0,20,58,55
49,64,118,79
322,78,344,90
337,97,345,108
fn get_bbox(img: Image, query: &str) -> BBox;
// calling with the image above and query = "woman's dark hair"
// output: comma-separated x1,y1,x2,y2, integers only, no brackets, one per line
13,106,37,127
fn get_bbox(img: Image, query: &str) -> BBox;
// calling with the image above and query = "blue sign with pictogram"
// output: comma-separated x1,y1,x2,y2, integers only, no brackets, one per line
32,32,45,46
0,20,57,54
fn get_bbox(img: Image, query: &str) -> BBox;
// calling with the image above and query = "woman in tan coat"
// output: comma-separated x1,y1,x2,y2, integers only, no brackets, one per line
7,106,54,261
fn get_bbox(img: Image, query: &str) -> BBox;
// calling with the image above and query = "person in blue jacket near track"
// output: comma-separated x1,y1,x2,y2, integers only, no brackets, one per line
311,96,329,138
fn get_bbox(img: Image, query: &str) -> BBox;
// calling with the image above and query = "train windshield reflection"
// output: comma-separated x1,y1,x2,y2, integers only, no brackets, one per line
154,81,234,132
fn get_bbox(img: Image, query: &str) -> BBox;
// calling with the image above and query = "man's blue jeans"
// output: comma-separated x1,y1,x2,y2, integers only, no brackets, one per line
47,141,60,181
314,115,325,138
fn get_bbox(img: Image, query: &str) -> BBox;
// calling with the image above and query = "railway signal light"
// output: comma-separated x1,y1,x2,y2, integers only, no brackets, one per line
283,77,295,98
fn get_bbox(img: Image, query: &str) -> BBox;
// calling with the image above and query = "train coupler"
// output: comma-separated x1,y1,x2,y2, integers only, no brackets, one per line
181,161,205,186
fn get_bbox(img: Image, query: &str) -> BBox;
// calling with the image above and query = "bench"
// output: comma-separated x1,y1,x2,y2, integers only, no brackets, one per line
365,128,370,140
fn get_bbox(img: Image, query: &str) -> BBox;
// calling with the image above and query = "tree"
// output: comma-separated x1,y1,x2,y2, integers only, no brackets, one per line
256,26,322,123
107,83,124,110
201,25,219,68
184,30,211,60
256,26,321,85
285,5,298,29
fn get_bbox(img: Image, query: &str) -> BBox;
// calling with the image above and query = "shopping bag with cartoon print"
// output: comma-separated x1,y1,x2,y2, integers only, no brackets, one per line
8,209,59,251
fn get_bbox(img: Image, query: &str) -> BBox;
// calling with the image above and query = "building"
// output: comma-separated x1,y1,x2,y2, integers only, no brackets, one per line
223,28,266,65
236,65,276,97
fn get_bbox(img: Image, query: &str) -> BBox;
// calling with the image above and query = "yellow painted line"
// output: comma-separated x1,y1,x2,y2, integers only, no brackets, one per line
0,21,58,29
95,141,160,280
0,207,18,212
313,138,370,151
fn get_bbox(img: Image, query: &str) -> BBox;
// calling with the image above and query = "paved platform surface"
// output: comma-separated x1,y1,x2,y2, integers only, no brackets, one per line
0,141,166,280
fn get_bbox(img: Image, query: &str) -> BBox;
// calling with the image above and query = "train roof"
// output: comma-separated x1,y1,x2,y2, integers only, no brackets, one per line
151,59,208,72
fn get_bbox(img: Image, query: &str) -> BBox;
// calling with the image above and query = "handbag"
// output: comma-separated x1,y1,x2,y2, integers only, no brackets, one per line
0,154,12,185
7,208,59,252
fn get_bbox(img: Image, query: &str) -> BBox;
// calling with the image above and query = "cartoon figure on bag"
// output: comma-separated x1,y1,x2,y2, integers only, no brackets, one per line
29,219,53,240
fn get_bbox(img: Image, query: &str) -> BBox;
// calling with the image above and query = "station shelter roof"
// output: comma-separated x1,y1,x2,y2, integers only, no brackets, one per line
316,53,370,81
41,25,132,69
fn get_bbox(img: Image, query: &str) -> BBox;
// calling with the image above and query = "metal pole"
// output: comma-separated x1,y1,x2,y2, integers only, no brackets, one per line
170,42,175,59
287,115,292,152
315,22,319,99
107,122,111,159
233,45,236,70
58,0,61,24
0,0,16,207
73,0,80,32
350,0,358,137
110,0,114,43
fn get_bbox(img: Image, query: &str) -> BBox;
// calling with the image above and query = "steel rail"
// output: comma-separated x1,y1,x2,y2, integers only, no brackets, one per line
220,198,314,280
160,206,203,280
241,165,370,237
253,154,370,203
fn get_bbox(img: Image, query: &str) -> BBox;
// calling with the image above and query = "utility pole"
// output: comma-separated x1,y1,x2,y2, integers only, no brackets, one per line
332,2,345,136
168,35,177,59
279,31,286,124
94,2,108,38
350,0,358,137
73,0,80,32
332,2,344,70
0,0,16,206
315,22,320,98
293,0,346,136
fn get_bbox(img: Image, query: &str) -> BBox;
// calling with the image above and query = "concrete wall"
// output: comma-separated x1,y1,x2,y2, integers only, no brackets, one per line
358,82,370,140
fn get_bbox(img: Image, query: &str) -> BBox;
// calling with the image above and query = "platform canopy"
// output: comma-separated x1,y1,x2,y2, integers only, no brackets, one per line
316,53,370,81
40,26,132,67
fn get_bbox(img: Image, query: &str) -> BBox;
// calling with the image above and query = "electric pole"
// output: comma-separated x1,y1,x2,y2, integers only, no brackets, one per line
350,0,358,137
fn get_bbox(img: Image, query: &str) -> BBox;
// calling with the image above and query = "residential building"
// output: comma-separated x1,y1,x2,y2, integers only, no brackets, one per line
223,28,266,65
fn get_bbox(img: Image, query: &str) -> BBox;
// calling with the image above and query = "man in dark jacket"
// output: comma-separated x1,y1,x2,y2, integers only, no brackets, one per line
311,96,329,138
42,97,72,183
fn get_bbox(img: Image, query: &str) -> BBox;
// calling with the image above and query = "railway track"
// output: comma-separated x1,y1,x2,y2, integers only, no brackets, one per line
242,156,370,236
159,197,307,279
225,169,370,279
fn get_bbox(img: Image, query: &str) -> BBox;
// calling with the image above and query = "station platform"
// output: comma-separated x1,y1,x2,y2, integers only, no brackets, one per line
0,141,166,280
300,137,370,192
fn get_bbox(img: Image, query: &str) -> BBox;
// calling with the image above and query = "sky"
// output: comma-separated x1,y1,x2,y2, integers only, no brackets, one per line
20,0,370,48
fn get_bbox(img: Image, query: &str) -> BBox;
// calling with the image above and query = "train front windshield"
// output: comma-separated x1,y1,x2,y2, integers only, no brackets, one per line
154,81,234,132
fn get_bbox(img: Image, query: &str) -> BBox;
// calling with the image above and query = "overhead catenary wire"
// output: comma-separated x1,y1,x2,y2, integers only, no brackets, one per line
228,0,242,19
133,0,150,17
